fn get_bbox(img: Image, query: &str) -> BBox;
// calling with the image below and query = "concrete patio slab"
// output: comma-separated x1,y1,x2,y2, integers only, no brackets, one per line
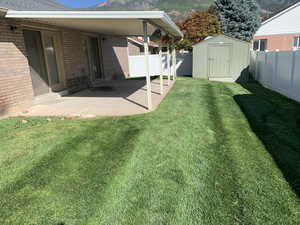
12,79,174,118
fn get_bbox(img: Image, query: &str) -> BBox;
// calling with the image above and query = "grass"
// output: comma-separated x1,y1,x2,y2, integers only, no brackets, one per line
0,78,299,225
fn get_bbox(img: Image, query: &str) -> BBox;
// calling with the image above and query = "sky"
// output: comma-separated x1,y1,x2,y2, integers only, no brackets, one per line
57,0,106,8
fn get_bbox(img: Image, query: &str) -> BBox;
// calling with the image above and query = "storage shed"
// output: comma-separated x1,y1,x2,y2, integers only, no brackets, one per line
193,35,251,82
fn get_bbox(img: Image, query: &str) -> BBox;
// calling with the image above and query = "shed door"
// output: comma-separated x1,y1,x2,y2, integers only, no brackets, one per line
208,44,231,78
23,30,49,96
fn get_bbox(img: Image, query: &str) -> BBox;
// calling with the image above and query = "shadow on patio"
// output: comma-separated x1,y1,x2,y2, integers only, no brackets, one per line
234,83,300,197
18,79,174,118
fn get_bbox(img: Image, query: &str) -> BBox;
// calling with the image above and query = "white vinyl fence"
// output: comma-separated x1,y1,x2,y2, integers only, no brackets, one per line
250,50,300,102
128,52,193,78
129,54,162,78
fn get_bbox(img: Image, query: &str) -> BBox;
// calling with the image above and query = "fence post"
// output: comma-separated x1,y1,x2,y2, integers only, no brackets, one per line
290,51,296,98
273,51,278,91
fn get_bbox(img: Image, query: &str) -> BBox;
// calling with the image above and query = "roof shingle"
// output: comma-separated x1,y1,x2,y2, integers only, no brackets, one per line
0,0,70,11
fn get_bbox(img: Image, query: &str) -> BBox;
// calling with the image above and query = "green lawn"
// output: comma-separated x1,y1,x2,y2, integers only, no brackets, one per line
0,79,299,225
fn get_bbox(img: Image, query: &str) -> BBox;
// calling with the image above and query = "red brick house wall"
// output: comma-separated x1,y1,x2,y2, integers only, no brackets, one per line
0,18,130,115
253,33,300,51
0,19,34,115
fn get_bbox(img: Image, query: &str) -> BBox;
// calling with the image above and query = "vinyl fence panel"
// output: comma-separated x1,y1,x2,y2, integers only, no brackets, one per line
129,54,162,78
250,50,300,102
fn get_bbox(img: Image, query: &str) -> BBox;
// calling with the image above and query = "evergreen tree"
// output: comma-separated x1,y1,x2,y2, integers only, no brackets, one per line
215,0,261,41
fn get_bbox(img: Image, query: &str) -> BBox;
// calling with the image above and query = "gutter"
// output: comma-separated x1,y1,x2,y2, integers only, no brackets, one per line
5,10,183,38
0,8,8,18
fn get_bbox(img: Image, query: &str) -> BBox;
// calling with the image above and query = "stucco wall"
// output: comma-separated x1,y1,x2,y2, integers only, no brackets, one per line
128,41,142,56
101,36,129,79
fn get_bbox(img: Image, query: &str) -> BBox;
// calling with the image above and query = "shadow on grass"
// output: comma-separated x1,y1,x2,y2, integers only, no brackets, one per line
0,118,144,224
234,83,300,197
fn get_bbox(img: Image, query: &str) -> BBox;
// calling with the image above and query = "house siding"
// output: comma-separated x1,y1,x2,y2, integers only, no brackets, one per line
0,19,34,115
253,33,300,51
0,18,130,115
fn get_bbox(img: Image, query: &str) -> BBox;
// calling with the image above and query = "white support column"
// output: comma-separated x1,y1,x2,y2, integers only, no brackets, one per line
159,46,163,95
143,21,152,110
172,47,176,81
167,46,171,86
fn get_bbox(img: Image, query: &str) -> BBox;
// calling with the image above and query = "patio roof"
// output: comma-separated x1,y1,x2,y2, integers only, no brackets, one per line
4,10,183,37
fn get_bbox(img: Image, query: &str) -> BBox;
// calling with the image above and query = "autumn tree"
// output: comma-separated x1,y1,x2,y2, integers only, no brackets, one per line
163,9,221,50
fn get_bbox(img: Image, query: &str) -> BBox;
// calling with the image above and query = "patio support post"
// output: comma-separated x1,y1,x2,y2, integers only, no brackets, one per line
172,39,176,80
167,46,171,86
159,46,164,95
143,21,152,110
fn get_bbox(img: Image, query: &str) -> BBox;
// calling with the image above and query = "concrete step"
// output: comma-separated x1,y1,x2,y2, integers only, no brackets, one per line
33,90,68,105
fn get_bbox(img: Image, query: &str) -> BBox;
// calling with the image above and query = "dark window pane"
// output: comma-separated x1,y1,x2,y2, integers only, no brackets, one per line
253,40,259,50
294,37,299,47
260,40,267,51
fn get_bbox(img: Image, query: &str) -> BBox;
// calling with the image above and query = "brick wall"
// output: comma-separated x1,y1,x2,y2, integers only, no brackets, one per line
254,33,300,51
62,31,91,92
0,18,131,115
0,19,33,115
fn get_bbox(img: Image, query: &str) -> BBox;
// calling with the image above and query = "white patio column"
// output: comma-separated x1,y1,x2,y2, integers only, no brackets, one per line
167,46,171,86
159,46,164,95
172,47,176,81
143,21,152,110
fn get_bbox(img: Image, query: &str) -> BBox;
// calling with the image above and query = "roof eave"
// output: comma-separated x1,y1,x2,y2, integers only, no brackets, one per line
0,8,8,18
5,10,183,38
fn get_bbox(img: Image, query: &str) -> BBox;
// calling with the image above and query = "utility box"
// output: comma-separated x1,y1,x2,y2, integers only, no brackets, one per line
192,35,251,82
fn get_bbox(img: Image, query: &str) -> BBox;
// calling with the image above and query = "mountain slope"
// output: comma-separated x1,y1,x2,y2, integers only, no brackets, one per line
93,0,300,20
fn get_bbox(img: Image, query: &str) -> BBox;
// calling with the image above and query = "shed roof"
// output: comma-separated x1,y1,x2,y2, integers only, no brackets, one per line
192,34,250,48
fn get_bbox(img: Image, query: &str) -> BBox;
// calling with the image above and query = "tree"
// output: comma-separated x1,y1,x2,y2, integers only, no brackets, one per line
162,9,221,50
215,0,261,41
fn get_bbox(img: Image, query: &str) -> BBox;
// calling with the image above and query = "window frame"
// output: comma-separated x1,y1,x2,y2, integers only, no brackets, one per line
253,39,267,51
293,36,300,49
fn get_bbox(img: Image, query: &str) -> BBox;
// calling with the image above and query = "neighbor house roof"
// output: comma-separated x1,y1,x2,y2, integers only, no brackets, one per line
262,2,300,25
255,1,300,36
128,37,160,47
4,10,183,37
0,0,69,11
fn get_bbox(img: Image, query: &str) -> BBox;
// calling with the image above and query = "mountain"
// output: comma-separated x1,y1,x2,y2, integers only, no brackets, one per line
92,0,300,20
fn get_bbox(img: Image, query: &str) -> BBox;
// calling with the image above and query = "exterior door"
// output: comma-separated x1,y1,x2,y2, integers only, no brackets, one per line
208,44,231,78
23,30,49,96
87,37,103,80
42,32,63,91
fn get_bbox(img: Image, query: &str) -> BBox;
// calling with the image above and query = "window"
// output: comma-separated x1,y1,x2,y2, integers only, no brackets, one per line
293,36,300,49
253,39,267,51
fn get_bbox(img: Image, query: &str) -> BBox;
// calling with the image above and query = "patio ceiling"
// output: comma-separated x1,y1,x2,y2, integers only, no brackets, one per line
4,10,183,37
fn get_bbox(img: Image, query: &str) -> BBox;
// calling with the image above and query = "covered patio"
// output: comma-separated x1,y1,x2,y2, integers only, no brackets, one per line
5,10,183,114
15,79,174,118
